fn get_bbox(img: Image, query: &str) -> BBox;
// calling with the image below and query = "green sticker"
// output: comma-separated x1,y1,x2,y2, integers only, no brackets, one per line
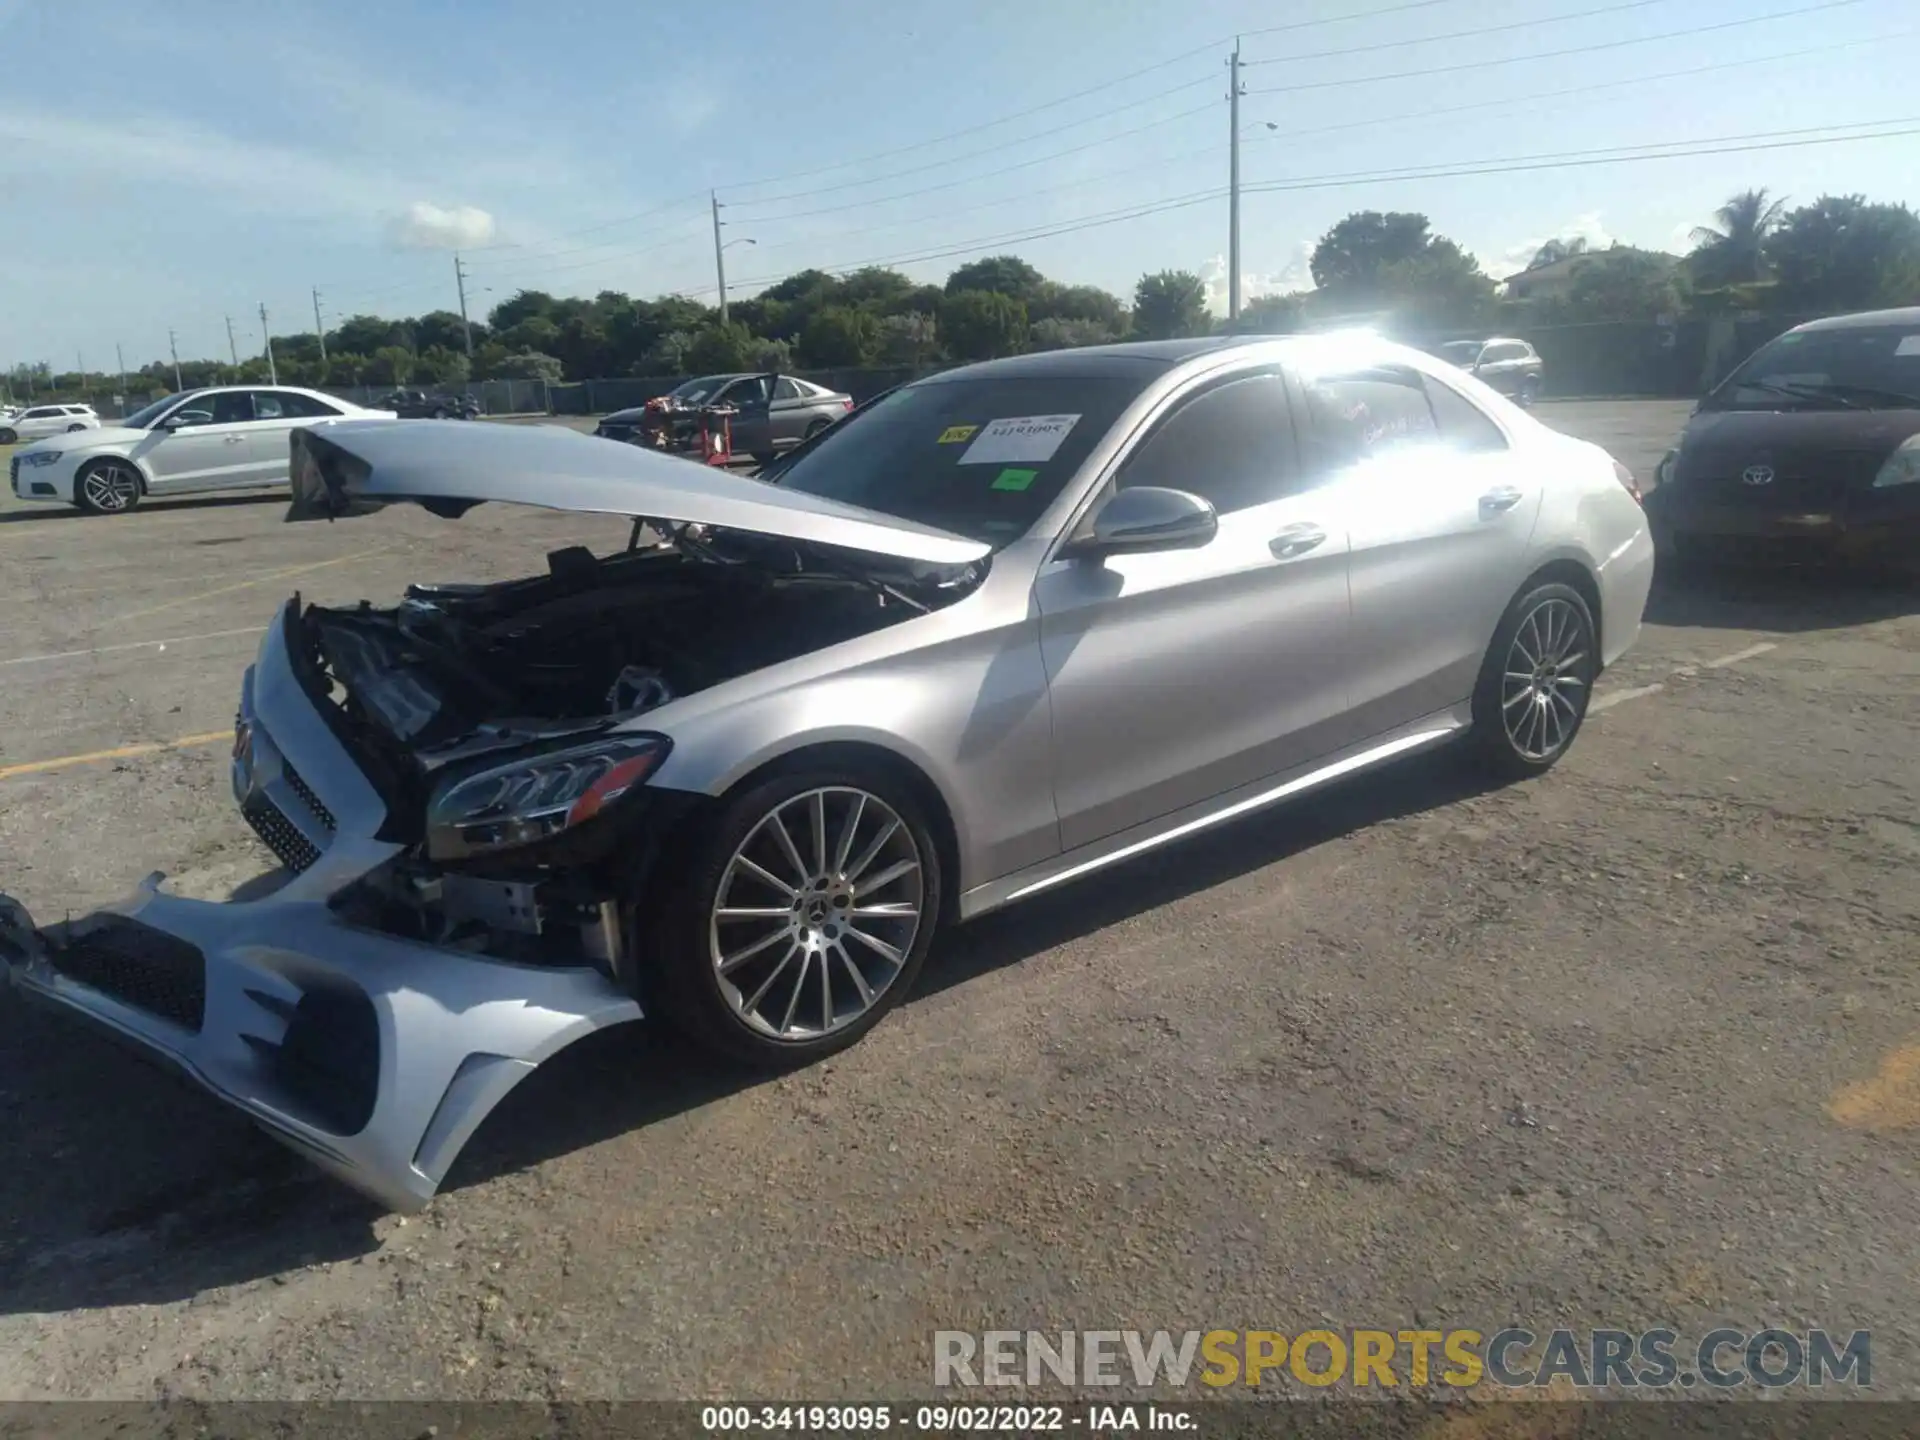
991,467,1038,492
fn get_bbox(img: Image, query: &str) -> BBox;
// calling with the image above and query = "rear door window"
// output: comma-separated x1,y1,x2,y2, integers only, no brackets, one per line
1422,376,1509,452
1296,366,1440,476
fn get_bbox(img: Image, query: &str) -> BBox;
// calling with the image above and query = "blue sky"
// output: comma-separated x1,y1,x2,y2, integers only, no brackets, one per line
3,0,1917,370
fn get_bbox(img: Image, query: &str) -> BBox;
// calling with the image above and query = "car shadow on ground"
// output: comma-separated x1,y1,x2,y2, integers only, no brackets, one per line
1646,558,1919,633
0,492,285,525
0,746,1497,1317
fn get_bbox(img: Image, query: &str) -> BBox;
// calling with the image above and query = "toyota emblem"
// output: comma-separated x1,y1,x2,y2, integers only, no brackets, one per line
1742,465,1775,486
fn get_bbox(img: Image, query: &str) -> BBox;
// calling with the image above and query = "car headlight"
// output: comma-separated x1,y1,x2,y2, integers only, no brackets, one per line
1871,435,1920,488
19,450,62,467
425,734,671,860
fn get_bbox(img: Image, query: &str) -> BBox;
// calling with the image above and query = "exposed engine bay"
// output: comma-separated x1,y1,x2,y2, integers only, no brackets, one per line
295,526,985,973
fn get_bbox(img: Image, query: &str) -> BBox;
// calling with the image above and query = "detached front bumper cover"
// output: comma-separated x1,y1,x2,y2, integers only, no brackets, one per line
0,876,642,1213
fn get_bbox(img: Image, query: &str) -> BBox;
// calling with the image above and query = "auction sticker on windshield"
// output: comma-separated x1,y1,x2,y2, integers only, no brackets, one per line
959,414,1081,466
1896,335,1920,356
937,424,979,444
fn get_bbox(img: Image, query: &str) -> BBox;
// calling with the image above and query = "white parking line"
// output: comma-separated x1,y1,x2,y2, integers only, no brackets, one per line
1703,641,1778,668
0,626,267,668
1590,683,1665,714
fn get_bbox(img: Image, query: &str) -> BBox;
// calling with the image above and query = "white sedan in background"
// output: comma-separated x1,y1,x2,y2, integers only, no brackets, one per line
0,403,100,443
8,386,396,515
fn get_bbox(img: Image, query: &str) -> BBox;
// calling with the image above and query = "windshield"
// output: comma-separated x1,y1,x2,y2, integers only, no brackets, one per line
123,391,194,428
772,374,1146,546
670,376,728,403
1706,324,1920,410
1437,342,1481,364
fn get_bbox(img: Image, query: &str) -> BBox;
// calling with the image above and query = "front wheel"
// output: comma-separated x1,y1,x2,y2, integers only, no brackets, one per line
0,429,15,445
643,769,942,1068
1467,581,1596,780
66,423,87,432
75,458,142,515
1516,376,1542,407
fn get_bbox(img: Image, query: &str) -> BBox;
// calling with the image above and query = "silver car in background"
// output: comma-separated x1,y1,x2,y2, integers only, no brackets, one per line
0,335,1653,1211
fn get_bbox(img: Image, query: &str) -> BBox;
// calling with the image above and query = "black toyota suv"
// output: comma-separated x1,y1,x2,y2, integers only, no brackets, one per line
1647,307,1920,568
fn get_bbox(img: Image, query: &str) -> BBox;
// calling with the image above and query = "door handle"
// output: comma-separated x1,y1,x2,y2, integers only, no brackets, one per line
223,435,247,444
1478,486,1524,516
1269,523,1327,559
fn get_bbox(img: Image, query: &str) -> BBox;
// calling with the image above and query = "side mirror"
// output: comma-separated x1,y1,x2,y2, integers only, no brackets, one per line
1060,486,1217,562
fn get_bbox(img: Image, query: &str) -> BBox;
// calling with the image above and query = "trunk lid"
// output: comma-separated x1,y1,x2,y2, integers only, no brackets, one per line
286,419,992,567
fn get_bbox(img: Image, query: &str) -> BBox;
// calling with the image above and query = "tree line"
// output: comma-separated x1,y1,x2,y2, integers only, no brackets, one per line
12,188,1918,402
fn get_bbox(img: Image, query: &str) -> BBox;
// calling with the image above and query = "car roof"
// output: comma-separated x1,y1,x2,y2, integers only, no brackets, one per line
917,336,1265,384
1789,306,1920,333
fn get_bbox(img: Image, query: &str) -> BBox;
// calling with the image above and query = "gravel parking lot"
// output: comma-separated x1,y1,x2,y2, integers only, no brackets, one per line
2,400,1917,1401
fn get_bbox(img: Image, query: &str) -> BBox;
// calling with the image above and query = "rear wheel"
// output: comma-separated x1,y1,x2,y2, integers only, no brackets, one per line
1516,375,1542,407
75,458,142,515
642,768,942,1068
0,429,15,445
66,422,87,432
804,418,831,440
1467,581,1596,780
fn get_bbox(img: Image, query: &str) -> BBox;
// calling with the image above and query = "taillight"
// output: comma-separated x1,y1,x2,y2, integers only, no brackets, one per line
1612,459,1642,505
841,399,853,412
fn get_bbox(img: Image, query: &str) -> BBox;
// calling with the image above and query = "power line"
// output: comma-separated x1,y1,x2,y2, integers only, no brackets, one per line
702,29,1911,262
463,191,710,257
733,75,1218,209
735,101,1217,225
1242,0,1666,65
1240,0,1463,38
713,117,1920,294
1244,29,1913,151
1247,0,1872,96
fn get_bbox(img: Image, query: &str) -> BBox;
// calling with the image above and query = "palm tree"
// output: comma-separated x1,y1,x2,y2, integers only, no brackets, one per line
1689,189,1788,287
1528,236,1589,270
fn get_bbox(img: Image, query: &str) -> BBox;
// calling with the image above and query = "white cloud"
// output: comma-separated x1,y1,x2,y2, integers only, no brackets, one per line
387,201,497,250
1198,242,1317,315
1489,211,1617,279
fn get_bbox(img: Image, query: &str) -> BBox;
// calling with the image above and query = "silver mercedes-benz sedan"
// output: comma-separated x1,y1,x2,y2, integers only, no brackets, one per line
0,335,1654,1211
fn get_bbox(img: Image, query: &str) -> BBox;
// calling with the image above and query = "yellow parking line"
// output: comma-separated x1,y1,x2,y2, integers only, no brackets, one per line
0,731,229,781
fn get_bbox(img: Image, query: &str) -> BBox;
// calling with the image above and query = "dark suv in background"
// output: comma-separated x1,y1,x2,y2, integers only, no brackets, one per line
1434,337,1545,405
380,389,481,420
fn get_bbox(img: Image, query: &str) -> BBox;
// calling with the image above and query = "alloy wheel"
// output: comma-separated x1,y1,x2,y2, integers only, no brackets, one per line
1500,597,1589,761
80,462,140,513
708,786,925,1041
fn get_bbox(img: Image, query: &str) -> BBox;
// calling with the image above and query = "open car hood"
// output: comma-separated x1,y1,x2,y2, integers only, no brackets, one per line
287,419,992,567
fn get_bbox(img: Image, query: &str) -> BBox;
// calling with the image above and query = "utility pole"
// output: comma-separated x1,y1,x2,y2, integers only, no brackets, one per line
225,315,240,367
312,288,328,364
168,329,183,391
453,253,474,357
711,191,730,325
1227,38,1244,327
116,343,127,400
259,303,277,385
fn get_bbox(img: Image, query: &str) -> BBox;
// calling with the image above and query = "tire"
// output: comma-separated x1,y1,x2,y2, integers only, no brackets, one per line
0,429,15,445
431,408,449,420
641,766,943,1069
803,418,831,441
67,423,87,432
1516,376,1541,407
74,457,143,515
1466,581,1596,781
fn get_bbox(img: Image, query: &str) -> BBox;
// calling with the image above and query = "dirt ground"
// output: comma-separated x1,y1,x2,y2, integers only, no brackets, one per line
1,400,1917,1401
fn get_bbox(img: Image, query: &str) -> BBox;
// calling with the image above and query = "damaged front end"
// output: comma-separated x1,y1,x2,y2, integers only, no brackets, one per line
2,420,992,1210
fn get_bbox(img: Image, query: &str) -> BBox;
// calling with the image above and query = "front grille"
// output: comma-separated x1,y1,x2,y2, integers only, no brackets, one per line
8,457,18,490
283,763,336,831
243,794,323,873
48,919,207,1032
